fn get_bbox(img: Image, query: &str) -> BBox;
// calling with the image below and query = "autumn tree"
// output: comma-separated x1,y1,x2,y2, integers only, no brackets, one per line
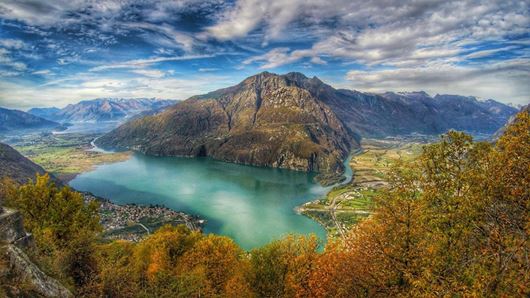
4,174,101,290
249,235,319,297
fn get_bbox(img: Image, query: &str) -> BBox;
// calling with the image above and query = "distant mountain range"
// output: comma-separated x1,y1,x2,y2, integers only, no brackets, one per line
0,107,63,133
284,73,518,137
97,72,518,178
28,98,177,123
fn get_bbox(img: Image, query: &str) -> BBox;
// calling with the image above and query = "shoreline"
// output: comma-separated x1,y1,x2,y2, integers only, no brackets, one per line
81,191,205,242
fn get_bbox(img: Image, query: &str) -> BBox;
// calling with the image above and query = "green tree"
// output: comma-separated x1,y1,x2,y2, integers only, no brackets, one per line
5,174,101,290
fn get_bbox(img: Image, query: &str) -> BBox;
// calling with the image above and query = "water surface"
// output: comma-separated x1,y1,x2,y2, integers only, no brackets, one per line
70,154,328,250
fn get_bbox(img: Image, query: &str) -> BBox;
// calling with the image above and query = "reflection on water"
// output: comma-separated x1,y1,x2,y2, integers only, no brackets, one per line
70,154,328,250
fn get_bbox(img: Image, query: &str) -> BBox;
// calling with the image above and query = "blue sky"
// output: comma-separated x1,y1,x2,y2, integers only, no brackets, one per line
0,0,528,109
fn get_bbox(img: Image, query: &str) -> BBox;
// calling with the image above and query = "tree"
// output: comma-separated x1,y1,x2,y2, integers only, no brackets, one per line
249,235,319,297
4,174,101,290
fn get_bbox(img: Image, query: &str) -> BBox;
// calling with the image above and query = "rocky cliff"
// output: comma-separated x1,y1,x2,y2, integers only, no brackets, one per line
97,72,357,179
0,208,72,297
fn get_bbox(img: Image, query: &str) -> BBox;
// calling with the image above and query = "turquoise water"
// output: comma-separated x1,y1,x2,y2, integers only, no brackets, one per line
69,154,329,250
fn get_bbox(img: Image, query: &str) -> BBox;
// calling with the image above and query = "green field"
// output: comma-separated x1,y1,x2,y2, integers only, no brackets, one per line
301,138,425,238
11,133,130,182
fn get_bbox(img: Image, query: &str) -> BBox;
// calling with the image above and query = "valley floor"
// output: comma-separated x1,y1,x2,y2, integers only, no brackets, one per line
4,132,130,182
299,137,425,238
3,131,427,242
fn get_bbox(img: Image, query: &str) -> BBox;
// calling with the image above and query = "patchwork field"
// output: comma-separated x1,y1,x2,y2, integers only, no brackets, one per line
7,133,130,182
300,137,425,238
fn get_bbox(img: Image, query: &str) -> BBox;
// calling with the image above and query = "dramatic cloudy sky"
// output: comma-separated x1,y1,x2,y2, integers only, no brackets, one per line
0,0,528,109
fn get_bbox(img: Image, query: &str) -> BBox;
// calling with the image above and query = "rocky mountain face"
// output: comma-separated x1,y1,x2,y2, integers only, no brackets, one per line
97,71,517,178
0,142,51,185
97,72,356,178
0,107,62,132
29,98,177,123
283,75,517,137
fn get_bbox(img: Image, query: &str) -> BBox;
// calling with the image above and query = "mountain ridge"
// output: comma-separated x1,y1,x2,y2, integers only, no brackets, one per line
97,72,357,181
96,71,518,178
28,98,177,123
0,107,63,133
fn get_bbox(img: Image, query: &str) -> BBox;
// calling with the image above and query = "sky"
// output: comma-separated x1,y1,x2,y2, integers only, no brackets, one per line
0,0,528,109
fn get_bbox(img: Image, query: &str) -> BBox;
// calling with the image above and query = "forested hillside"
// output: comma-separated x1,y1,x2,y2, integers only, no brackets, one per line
1,110,528,297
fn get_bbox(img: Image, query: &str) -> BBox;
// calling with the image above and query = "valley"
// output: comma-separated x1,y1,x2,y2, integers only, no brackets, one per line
2,127,428,246
4,133,130,182
299,138,425,237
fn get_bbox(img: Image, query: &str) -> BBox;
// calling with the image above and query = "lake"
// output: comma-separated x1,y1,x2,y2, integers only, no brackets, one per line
69,153,331,250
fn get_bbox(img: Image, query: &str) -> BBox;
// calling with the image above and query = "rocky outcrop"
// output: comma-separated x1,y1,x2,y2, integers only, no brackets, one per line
3,244,72,297
0,209,33,246
0,208,72,297
98,72,357,177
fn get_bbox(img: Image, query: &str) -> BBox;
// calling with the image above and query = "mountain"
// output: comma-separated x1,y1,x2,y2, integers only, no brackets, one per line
0,142,49,184
28,98,177,123
97,71,517,177
0,107,62,132
282,75,517,137
27,107,61,120
493,104,530,139
97,72,356,179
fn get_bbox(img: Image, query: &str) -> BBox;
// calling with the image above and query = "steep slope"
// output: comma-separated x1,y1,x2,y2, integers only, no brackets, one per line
97,72,356,177
493,104,530,139
0,143,49,184
28,98,177,123
97,71,517,176
0,108,62,132
279,74,516,137
432,94,517,133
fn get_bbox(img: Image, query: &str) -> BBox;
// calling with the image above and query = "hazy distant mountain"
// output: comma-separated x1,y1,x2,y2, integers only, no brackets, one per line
286,75,517,137
98,72,356,177
493,104,530,139
28,98,177,123
27,107,62,121
97,72,517,175
0,107,62,132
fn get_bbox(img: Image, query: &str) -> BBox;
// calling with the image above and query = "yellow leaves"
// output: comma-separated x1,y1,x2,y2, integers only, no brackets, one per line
4,112,529,296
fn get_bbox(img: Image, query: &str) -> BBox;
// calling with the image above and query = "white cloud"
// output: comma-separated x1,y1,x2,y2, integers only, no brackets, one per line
130,69,166,78
89,54,215,72
0,48,27,73
0,74,235,109
0,38,26,49
32,69,52,75
233,0,528,68
343,60,530,105
198,68,220,72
